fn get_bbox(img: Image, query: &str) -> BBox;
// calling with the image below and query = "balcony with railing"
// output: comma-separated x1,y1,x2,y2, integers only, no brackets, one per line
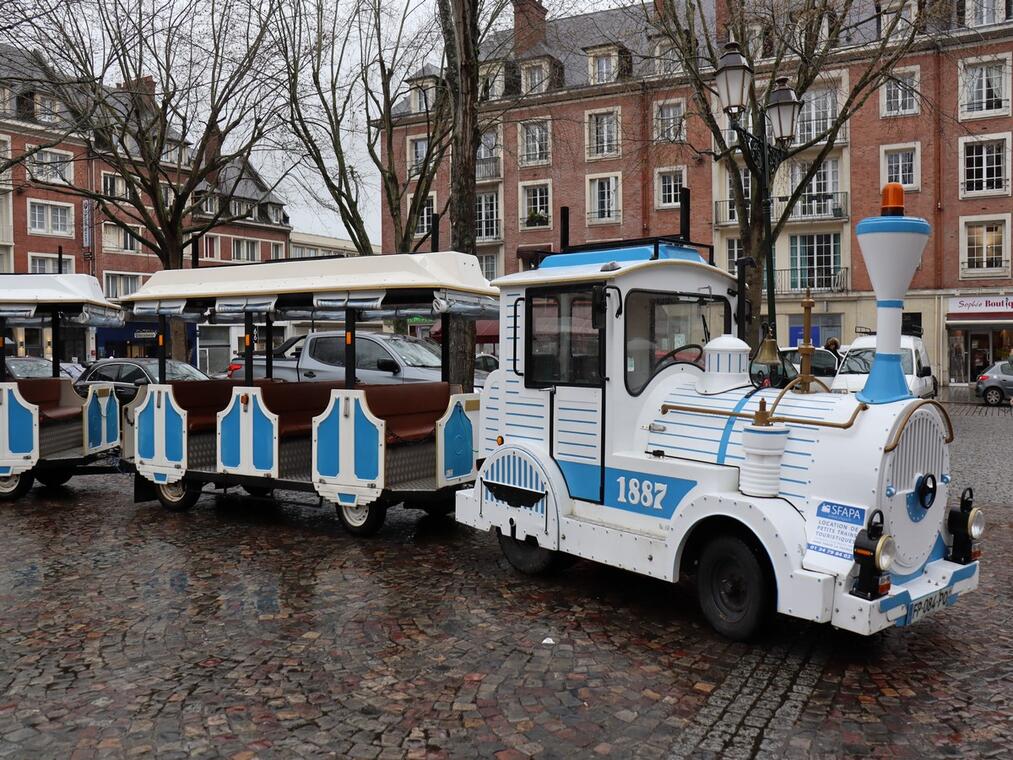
522,211,551,229
959,258,1011,279
773,267,850,294
774,191,849,222
714,199,755,226
587,208,622,225
475,155,501,181
475,217,501,242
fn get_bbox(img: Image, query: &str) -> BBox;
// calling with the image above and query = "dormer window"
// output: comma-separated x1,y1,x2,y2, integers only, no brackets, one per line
479,64,504,100
655,42,681,76
0,87,11,116
522,63,548,95
590,51,616,84
413,81,436,113
34,94,61,124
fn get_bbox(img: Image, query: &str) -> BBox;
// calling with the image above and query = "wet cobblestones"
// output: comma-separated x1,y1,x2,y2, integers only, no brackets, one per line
0,414,1010,759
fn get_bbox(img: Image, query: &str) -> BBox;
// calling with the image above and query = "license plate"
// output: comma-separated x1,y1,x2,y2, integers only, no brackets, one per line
904,587,952,625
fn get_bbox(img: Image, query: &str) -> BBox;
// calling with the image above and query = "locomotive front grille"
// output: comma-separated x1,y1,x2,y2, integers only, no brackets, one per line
889,411,946,488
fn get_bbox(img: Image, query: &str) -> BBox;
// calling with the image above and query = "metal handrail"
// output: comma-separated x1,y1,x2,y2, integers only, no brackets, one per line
883,400,955,453
661,397,868,431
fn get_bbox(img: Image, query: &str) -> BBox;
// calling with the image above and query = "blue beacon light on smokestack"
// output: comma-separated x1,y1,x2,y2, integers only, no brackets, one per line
854,184,931,405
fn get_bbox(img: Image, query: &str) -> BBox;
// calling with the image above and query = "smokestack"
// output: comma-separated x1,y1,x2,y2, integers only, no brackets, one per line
855,184,930,405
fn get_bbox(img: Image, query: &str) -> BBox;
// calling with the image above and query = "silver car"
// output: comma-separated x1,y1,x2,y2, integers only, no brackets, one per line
975,361,1013,406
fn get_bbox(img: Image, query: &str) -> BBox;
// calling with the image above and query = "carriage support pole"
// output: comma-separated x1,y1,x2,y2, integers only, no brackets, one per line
244,312,254,386
440,313,450,383
344,309,357,388
265,315,273,380
51,308,61,378
157,315,167,383
0,316,7,382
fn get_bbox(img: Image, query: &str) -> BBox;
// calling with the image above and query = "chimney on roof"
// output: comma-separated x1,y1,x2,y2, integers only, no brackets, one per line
512,0,547,55
118,75,155,97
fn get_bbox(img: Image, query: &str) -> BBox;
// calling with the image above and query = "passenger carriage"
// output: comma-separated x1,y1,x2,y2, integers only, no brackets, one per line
118,252,497,535
0,274,122,499
456,185,984,639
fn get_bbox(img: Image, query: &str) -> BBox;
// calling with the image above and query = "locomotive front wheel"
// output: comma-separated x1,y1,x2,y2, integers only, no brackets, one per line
36,469,73,488
156,481,202,513
337,500,387,537
497,530,563,576
0,472,35,501
697,536,771,641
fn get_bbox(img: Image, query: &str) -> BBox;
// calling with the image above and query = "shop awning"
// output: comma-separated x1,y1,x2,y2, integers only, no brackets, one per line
430,318,499,343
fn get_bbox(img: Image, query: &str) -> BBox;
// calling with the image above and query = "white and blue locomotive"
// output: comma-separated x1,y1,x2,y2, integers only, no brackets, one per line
456,186,983,639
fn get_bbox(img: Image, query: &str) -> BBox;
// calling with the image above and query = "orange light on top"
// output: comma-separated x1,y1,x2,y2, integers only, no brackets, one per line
881,182,905,216
345,332,353,345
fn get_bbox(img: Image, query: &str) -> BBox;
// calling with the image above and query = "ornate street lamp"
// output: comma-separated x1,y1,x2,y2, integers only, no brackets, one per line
715,42,801,355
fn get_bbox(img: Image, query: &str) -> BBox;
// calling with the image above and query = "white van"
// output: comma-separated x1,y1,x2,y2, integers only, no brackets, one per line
831,334,936,398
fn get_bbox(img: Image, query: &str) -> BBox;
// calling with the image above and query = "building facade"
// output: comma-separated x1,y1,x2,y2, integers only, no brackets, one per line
383,0,1013,385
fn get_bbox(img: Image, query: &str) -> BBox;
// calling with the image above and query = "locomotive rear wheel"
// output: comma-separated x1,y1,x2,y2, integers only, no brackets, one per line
0,472,35,501
337,501,387,537
697,536,771,641
156,481,202,513
36,469,73,488
497,530,563,576
242,485,275,499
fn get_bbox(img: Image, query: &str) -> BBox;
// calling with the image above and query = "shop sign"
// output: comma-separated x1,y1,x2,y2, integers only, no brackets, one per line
948,296,1013,314
134,329,157,339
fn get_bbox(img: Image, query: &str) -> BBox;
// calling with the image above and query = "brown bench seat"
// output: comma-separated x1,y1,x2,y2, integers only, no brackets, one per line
17,378,82,426
362,382,450,445
168,380,243,434
260,381,345,439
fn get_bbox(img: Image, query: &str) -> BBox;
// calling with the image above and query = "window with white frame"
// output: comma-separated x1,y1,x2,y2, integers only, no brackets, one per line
477,130,499,159
726,238,743,275
968,0,1005,27
291,245,318,259
655,167,685,208
477,253,497,281
881,143,920,190
29,254,74,274
726,167,750,221
232,238,260,262
882,69,918,116
795,87,838,142
202,234,220,259
413,81,435,113
519,120,550,164
232,199,254,218
0,135,9,185
590,51,616,84
655,41,680,76
960,215,1009,276
409,136,428,174
479,65,503,100
414,194,435,237
27,200,72,236
102,173,126,199
475,190,499,241
104,273,142,299
34,94,60,124
27,148,73,183
789,233,841,290
960,134,1010,197
960,57,1010,117
879,1,916,36
522,63,547,94
587,110,619,158
270,242,284,260
521,183,550,228
102,223,142,252
790,159,841,217
587,174,620,223
0,88,11,115
655,101,685,142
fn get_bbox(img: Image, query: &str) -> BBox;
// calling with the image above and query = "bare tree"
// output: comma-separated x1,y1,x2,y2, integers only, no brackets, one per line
650,0,952,342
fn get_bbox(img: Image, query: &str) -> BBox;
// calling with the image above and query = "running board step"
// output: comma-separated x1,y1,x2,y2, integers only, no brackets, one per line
559,516,673,581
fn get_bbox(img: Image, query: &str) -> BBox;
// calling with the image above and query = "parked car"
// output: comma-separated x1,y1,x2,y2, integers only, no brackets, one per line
226,331,489,386
975,360,1013,406
475,353,499,373
60,362,86,380
780,346,841,378
75,358,208,403
831,334,936,398
4,356,74,380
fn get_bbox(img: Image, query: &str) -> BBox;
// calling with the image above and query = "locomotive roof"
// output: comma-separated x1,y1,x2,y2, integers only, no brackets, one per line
494,243,734,288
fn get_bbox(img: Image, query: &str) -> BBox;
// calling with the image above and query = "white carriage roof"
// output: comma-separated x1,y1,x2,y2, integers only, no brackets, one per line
494,256,735,289
0,274,120,310
120,251,498,305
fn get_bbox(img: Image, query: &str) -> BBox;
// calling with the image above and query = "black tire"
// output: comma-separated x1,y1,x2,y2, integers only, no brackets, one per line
497,530,563,576
156,481,202,512
984,387,1004,407
242,484,275,499
0,471,35,501
336,500,387,537
697,535,772,641
36,469,73,488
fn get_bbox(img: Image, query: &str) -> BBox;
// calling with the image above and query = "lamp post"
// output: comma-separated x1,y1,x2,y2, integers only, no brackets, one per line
714,42,801,348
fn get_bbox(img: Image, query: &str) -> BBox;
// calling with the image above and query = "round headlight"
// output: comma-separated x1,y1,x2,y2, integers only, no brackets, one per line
875,535,896,572
968,508,985,540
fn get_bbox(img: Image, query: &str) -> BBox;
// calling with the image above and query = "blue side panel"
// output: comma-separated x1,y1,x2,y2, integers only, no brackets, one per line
251,396,274,472
105,397,119,444
557,459,600,501
137,397,155,460
87,395,102,449
7,390,33,455
443,403,473,479
316,403,340,478
353,400,379,481
164,398,184,464
219,399,241,468
603,467,697,519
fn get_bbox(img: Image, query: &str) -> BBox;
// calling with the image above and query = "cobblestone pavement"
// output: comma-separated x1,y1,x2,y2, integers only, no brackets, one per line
0,419,1011,759
947,403,1013,508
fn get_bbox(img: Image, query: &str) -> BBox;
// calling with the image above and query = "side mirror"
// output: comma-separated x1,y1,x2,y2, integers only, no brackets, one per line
918,366,932,378
376,357,400,374
591,285,607,331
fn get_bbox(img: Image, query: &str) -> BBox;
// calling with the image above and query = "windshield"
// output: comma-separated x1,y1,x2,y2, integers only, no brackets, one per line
8,358,69,378
840,348,914,375
383,336,442,368
138,360,207,381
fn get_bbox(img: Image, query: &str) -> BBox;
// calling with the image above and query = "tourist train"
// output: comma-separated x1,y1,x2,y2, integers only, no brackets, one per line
0,184,983,639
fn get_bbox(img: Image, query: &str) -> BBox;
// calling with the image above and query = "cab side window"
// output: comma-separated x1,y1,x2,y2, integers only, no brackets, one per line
309,336,344,366
355,339,391,370
526,288,601,387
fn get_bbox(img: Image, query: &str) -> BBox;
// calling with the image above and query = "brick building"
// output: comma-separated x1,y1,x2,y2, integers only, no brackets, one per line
384,0,1013,385
0,45,291,362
